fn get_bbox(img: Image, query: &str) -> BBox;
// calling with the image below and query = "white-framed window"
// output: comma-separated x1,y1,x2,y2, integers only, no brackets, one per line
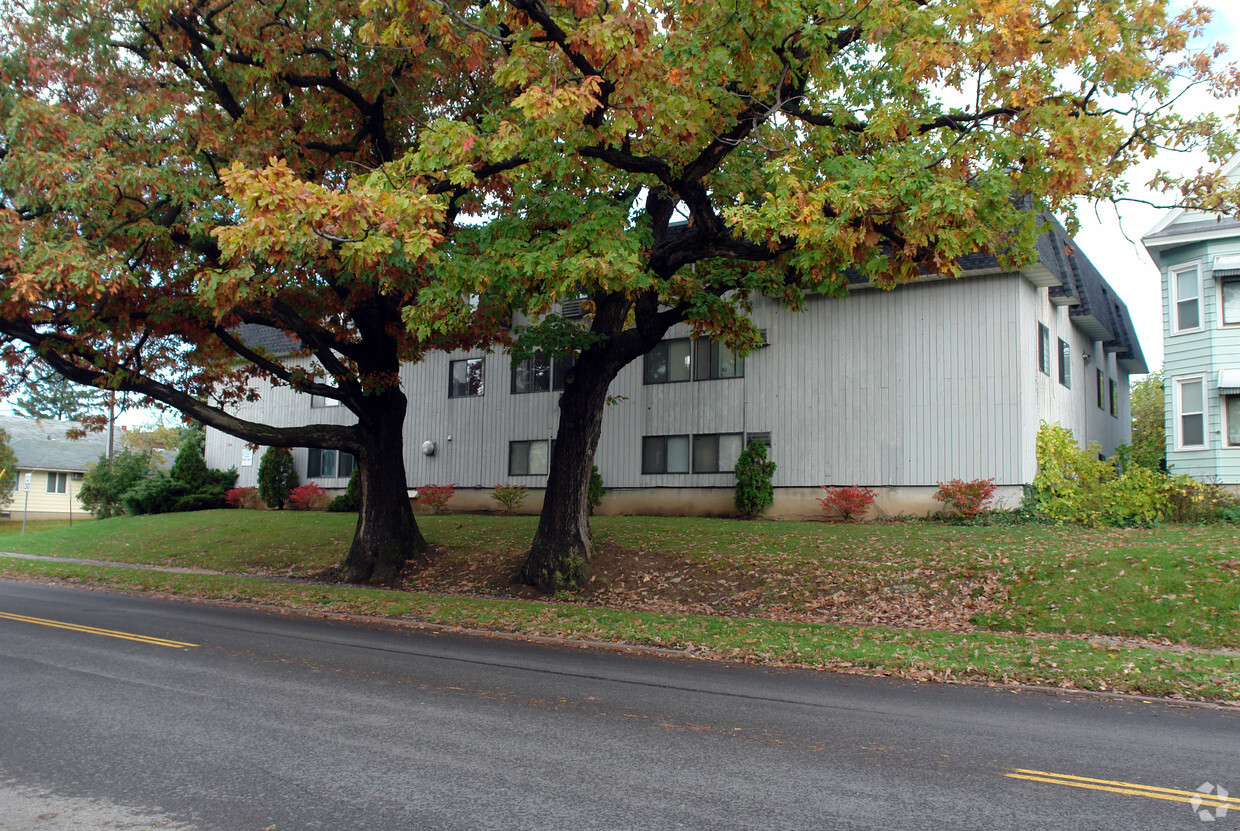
1222,277,1240,326
449,357,485,398
1226,395,1240,448
642,435,690,474
1172,264,1203,333
692,433,743,473
508,440,550,476
1058,339,1071,388
46,472,68,494
310,393,341,408
1037,323,1050,375
307,448,355,478
1175,376,1208,450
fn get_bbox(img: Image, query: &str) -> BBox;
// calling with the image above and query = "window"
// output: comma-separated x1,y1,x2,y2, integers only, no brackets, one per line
694,339,744,380
511,354,575,394
449,357,485,398
642,435,690,474
1096,369,1105,409
643,339,692,384
1223,277,1240,326
1176,377,1206,449
1226,396,1240,447
307,448,355,479
310,393,341,408
1172,265,1202,333
46,472,68,494
1109,379,1118,418
1037,323,1050,375
509,440,550,475
692,433,743,473
1058,339,1071,388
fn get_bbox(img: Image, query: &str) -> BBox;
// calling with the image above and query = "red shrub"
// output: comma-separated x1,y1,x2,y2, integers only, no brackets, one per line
288,483,329,511
416,483,456,514
933,478,997,519
817,485,876,521
225,487,262,509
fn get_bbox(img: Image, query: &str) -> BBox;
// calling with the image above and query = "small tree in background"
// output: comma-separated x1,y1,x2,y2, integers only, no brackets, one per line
734,441,776,519
587,466,606,515
170,436,211,491
78,450,152,518
0,428,18,510
258,447,299,510
327,467,361,513
1128,373,1165,472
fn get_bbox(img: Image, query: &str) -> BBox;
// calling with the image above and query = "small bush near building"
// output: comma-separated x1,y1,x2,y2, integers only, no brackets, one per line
934,478,997,519
122,475,191,516
417,483,455,514
818,485,876,521
79,450,152,518
327,467,360,512
491,483,529,514
258,447,299,510
588,465,606,515
225,487,262,509
288,483,329,511
734,440,776,518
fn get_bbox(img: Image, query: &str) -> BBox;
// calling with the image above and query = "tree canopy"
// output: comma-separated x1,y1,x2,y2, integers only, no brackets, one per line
2,0,1238,586
10,373,106,422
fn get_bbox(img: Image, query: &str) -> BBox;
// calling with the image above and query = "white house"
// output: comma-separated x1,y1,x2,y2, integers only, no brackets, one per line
1142,171,1240,486
206,215,1146,517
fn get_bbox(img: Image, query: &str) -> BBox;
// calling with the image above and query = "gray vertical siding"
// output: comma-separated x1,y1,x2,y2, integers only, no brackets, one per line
206,271,1137,493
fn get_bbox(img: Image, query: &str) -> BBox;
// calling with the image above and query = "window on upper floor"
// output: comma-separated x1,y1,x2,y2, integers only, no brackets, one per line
642,435,690,474
1058,339,1071,388
307,448,355,479
1175,376,1207,450
509,440,551,476
643,339,693,384
46,472,68,494
449,357,485,398
694,339,744,380
1096,369,1105,409
1172,265,1202,333
511,354,575,394
1223,277,1240,326
310,393,341,408
1109,379,1118,418
692,433,744,473
1037,323,1050,375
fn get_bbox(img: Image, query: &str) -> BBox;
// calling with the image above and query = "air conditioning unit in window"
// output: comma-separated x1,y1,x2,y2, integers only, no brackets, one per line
560,299,584,318
71,472,84,480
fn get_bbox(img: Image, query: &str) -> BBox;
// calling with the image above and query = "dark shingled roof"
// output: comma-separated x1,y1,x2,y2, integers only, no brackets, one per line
234,323,302,357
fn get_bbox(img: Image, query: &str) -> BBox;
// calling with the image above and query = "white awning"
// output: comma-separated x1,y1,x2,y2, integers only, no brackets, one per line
1211,253,1240,276
1220,369,1240,395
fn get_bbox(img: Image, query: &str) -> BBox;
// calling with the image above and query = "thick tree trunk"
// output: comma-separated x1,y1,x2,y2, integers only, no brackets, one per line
340,395,427,584
516,362,615,592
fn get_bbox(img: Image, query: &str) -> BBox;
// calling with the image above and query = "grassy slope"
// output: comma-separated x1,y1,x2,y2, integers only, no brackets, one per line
0,511,1236,701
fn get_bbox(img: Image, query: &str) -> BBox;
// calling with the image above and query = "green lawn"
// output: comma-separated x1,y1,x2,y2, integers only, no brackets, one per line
1,510,1236,701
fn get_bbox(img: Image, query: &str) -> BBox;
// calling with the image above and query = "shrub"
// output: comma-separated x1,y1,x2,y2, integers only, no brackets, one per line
818,485,875,521
225,487,262,509
122,475,190,515
1031,422,1116,525
170,436,211,490
78,450,152,518
934,478,997,519
491,483,529,513
587,465,606,515
173,485,228,513
734,440,776,518
417,483,455,514
1161,475,1236,523
327,467,361,512
288,483,329,511
257,447,299,510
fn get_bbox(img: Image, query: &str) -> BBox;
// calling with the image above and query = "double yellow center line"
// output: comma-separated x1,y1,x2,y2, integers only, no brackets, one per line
0,612,198,648
1004,768,1238,810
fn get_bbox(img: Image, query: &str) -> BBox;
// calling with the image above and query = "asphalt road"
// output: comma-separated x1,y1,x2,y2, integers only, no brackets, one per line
0,578,1237,830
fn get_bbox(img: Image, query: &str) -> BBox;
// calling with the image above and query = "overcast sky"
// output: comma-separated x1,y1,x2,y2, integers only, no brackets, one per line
1071,0,1240,376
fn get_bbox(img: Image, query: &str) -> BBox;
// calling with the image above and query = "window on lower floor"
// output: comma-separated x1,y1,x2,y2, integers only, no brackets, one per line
307,448,355,479
509,440,551,476
1176,377,1207,449
1109,379,1118,418
1037,323,1050,375
1226,395,1240,447
642,435,690,474
46,472,68,494
449,357,485,398
692,433,743,473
